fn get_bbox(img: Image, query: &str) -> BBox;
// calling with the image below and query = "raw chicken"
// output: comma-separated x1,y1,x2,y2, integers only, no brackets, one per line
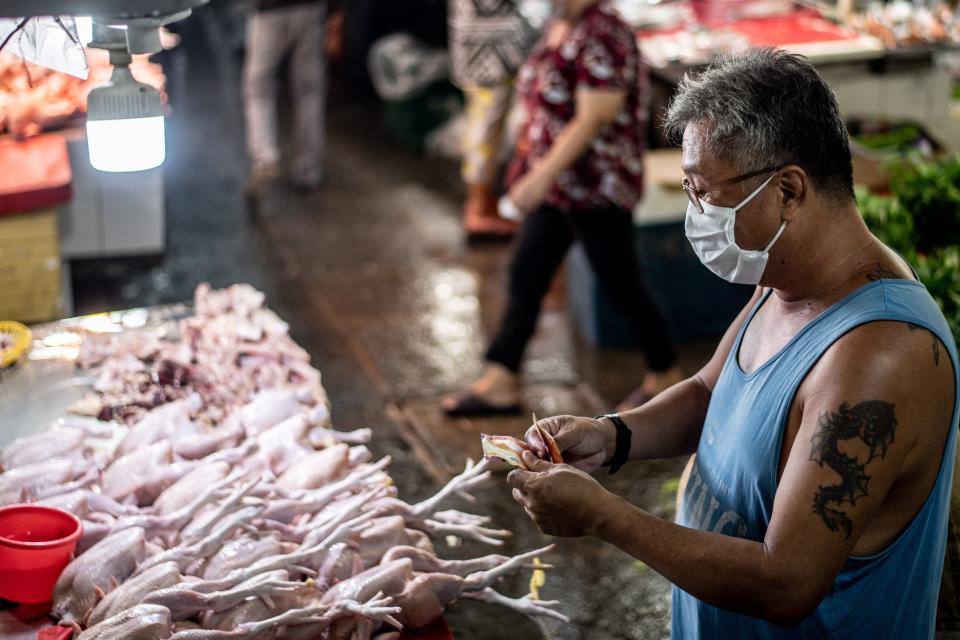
227,389,302,437
87,562,182,627
0,458,95,505
53,527,148,626
201,535,287,581
115,394,237,460
355,516,435,567
143,575,302,621
259,457,391,524
154,462,231,515
76,474,235,553
36,489,138,520
0,426,87,470
76,603,172,640
101,441,174,504
176,475,261,544
74,282,325,425
323,545,566,633
135,504,262,576
0,285,566,639
276,443,350,491
174,597,400,640
381,546,513,577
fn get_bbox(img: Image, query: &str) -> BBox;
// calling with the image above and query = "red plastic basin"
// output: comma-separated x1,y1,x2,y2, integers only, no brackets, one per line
399,616,453,640
0,505,82,604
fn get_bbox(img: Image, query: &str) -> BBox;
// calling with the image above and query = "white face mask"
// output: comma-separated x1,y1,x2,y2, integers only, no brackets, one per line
685,174,788,285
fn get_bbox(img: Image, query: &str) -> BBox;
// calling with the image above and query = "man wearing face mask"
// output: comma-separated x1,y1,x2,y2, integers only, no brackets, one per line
506,48,959,638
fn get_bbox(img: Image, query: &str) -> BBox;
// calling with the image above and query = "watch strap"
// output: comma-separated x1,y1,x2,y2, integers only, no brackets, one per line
596,413,631,475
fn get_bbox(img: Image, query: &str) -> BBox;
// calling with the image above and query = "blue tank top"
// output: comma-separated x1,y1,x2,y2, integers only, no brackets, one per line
672,280,959,639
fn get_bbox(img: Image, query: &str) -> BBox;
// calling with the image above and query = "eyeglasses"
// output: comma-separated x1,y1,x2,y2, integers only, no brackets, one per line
682,166,783,214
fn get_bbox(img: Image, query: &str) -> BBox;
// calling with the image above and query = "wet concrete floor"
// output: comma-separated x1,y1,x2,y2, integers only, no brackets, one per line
69,14,717,640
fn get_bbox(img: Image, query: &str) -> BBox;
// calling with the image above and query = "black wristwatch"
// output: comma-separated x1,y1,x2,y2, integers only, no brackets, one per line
595,413,632,475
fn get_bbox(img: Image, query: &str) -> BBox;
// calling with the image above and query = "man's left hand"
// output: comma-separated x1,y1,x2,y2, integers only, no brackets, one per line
507,450,611,537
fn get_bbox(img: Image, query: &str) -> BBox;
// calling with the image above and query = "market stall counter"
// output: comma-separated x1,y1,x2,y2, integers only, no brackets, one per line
0,285,566,639
631,2,958,141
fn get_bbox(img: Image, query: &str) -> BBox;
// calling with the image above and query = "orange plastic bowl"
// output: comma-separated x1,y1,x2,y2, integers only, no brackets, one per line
0,505,82,603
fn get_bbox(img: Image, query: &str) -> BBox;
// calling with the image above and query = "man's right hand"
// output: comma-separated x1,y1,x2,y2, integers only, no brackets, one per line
525,415,617,473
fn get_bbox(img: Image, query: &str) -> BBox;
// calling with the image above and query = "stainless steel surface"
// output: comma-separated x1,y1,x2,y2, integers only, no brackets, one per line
0,303,188,449
0,358,94,449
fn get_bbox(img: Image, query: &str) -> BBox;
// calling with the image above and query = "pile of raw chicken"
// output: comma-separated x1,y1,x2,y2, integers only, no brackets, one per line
0,284,566,639
0,49,165,138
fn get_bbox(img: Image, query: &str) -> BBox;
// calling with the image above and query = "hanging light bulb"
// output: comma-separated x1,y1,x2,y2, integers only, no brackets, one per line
85,62,165,172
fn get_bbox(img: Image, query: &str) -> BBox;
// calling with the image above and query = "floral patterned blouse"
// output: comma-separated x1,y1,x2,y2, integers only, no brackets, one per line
506,1,648,212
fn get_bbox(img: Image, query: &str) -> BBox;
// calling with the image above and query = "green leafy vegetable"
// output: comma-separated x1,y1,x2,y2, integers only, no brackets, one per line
855,186,916,257
857,154,960,343
889,155,960,252
914,247,960,345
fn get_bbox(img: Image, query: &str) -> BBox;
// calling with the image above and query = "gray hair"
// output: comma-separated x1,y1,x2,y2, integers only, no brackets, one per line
663,48,854,201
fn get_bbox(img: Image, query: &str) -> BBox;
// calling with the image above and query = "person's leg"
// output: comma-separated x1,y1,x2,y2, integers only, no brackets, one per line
443,206,574,414
571,206,683,404
289,3,326,189
460,83,516,237
242,10,289,196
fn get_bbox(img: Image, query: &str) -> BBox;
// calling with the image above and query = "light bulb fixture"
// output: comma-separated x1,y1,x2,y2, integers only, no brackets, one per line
85,62,165,172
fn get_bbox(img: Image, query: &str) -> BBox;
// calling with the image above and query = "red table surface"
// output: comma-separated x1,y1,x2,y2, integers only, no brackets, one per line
639,9,860,45
399,616,454,640
0,134,72,216
726,12,861,45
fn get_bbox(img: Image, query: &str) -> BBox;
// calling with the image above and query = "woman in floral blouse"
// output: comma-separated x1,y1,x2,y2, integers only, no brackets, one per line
444,0,682,415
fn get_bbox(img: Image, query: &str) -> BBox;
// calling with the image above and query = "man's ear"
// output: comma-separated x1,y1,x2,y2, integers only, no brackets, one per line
777,166,807,222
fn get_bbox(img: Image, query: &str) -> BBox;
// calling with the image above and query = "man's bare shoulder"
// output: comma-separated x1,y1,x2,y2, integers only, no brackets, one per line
801,319,954,443
809,319,949,385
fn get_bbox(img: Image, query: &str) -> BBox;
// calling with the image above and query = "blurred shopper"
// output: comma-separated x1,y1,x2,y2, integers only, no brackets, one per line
443,0,682,416
448,0,538,238
243,0,336,202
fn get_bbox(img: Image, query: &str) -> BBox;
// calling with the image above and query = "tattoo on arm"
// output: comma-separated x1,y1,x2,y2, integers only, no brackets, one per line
809,400,897,539
866,263,900,282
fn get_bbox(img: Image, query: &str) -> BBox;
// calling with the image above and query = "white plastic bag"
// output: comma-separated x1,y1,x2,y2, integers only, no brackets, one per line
367,33,449,102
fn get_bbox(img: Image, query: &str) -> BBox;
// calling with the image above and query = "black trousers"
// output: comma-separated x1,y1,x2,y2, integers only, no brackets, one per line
486,203,677,374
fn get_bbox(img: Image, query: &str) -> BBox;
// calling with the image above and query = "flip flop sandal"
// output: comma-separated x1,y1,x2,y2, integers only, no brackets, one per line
442,390,522,417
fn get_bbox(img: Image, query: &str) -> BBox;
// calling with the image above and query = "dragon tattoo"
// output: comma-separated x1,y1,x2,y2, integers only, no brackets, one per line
809,400,897,539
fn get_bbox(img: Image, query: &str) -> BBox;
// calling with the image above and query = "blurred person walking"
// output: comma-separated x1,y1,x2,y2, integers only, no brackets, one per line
443,0,682,416
448,0,538,238
243,0,336,203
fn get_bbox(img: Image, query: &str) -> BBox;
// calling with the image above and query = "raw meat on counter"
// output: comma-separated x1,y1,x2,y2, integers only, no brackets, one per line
71,283,328,426
0,49,166,138
851,1,959,48
0,284,568,638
